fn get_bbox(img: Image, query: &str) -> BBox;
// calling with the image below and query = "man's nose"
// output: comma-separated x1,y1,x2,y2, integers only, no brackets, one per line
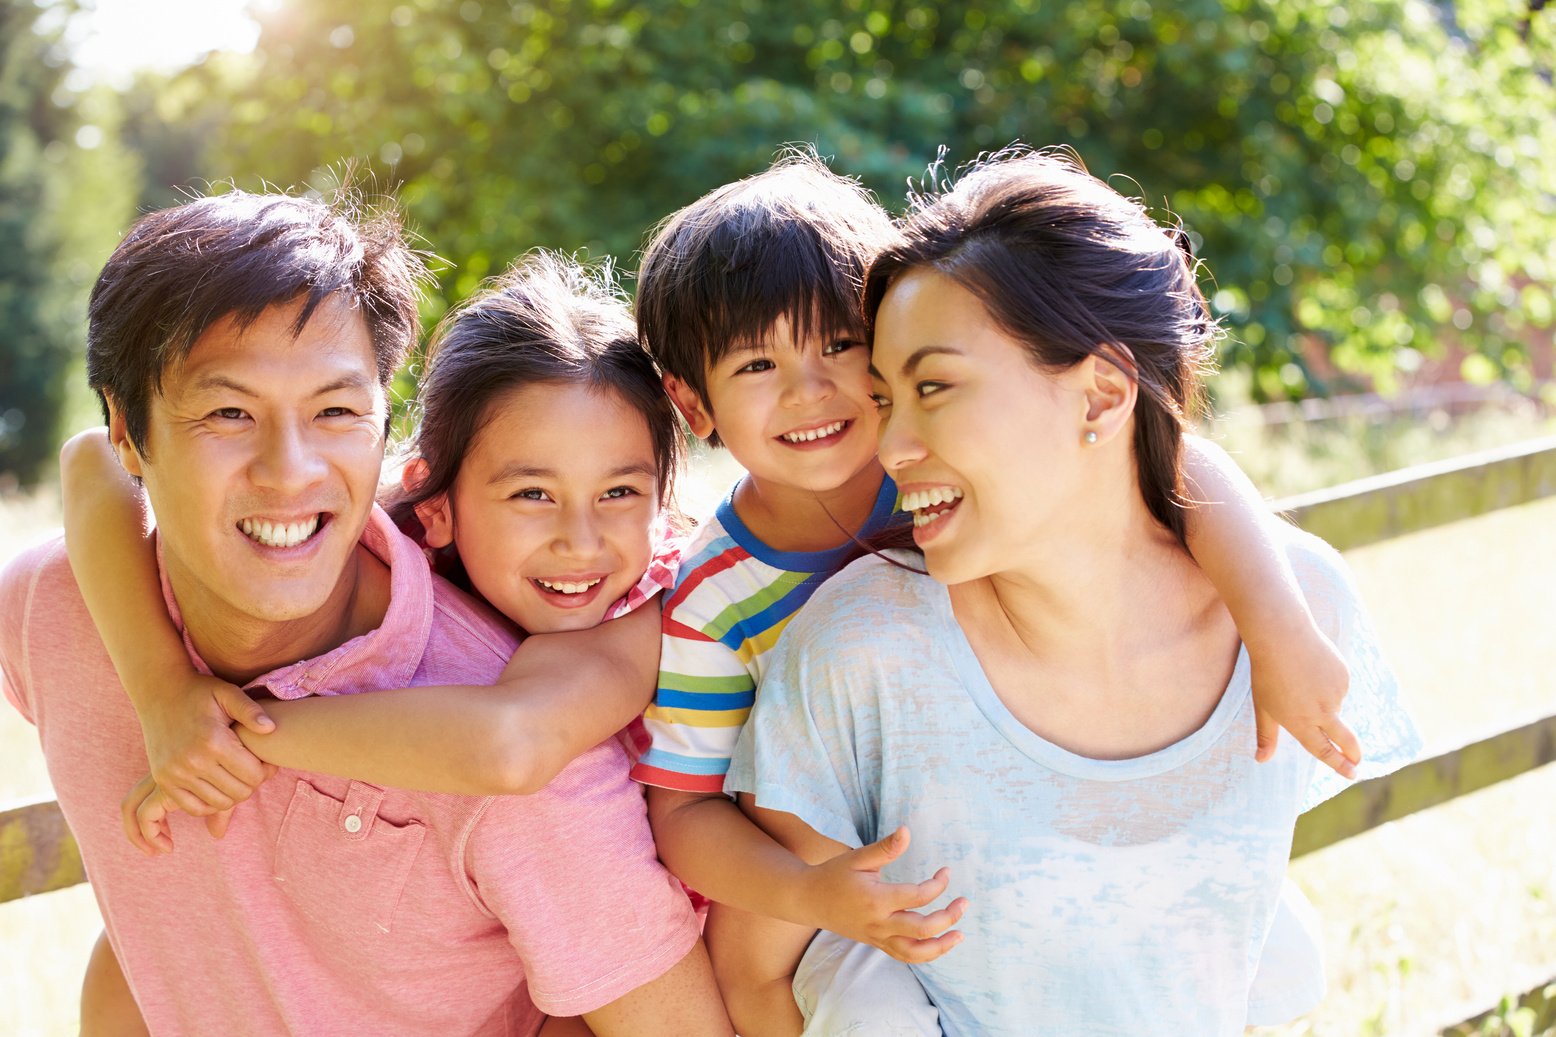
249,422,328,496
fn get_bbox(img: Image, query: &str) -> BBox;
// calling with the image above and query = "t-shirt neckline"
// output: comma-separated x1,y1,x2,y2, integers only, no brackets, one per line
714,474,899,573
926,578,1252,780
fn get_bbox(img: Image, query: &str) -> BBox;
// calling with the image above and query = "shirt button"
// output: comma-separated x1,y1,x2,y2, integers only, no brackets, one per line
343,814,363,834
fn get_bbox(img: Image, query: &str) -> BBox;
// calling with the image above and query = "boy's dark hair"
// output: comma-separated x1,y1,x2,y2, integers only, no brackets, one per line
635,149,894,447
87,189,427,457
865,148,1219,547
384,251,683,594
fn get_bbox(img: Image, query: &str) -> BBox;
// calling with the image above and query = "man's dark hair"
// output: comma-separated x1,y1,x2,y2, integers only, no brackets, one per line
86,189,427,456
635,150,893,446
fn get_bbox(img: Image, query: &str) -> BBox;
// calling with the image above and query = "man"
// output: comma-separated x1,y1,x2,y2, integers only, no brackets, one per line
0,191,728,1035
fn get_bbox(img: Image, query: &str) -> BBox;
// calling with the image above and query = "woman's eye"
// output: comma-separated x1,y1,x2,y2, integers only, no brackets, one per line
824,338,863,356
737,358,775,374
916,380,948,398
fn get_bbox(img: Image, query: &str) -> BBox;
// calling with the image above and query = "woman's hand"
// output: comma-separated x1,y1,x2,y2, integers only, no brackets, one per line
137,673,276,817
1249,623,1361,778
800,826,967,964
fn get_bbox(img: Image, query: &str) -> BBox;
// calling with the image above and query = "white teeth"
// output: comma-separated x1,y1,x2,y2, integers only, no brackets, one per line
240,515,320,548
782,421,846,443
901,487,964,513
537,578,602,595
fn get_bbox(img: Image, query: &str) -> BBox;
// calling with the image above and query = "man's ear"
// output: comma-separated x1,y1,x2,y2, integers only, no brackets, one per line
661,373,716,441
103,396,145,479
1078,345,1139,446
404,459,455,548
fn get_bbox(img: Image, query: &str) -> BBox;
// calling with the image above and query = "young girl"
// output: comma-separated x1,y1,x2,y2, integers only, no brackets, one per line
725,149,1422,1034
63,252,731,1035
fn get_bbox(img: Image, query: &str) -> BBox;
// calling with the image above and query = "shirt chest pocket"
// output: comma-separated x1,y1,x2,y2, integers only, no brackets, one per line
273,778,427,938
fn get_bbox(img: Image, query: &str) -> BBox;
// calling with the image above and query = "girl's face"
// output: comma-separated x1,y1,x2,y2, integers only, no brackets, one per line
419,381,660,633
870,268,1094,585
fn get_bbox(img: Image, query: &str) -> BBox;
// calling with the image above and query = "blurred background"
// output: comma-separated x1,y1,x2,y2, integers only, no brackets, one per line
1,0,1554,1034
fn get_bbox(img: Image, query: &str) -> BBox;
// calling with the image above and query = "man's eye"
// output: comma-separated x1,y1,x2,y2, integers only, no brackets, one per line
210,408,246,421
602,486,641,500
737,358,775,374
319,406,355,418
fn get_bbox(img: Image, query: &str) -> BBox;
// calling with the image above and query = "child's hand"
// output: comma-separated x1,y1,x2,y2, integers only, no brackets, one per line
137,673,276,817
120,774,178,856
1249,623,1361,778
802,826,967,964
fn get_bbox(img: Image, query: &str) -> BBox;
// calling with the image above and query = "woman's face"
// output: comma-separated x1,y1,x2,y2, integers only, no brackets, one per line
420,381,660,634
871,268,1093,585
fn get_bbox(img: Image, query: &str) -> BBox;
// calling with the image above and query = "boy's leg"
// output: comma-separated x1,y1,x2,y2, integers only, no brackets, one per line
705,902,810,1037
792,930,941,1037
81,930,149,1037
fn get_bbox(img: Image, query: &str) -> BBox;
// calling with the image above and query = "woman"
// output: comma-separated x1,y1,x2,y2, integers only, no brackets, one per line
725,149,1419,1035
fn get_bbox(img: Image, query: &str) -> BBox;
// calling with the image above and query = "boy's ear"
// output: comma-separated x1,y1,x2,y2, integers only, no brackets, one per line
104,396,145,479
404,460,455,548
1078,345,1138,446
662,373,716,441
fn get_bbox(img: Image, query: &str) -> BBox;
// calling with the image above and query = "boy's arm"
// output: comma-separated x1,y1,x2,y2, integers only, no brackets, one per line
235,602,661,795
60,429,274,818
646,786,964,958
1181,435,1360,776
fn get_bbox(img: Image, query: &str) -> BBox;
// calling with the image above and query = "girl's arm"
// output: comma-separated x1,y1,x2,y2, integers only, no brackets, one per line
1181,435,1360,776
80,931,149,1037
60,430,274,819
235,602,663,795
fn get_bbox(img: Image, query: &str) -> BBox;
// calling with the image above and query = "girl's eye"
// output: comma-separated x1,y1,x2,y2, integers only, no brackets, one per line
737,358,775,374
824,338,863,356
916,380,948,399
602,486,640,500
512,488,550,502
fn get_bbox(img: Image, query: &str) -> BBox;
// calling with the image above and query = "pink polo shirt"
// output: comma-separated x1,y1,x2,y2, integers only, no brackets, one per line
0,507,698,1036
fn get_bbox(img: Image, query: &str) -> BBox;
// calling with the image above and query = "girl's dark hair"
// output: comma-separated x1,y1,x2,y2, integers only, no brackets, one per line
636,148,894,446
384,251,682,590
864,148,1219,546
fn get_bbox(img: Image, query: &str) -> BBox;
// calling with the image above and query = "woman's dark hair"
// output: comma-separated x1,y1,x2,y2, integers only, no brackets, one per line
384,251,682,590
864,147,1219,546
636,148,894,446
88,189,426,457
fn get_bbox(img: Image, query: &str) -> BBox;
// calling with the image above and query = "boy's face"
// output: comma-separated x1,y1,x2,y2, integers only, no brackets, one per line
669,315,881,495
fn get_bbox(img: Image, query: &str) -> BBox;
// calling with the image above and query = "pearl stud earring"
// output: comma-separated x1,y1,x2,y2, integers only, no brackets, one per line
1084,430,1098,444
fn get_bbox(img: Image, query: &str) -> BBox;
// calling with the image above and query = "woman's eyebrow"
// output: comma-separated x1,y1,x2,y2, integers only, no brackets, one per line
871,345,963,382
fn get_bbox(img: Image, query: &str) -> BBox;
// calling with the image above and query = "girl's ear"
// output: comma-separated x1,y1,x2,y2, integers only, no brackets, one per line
661,373,716,440
1079,345,1138,446
404,459,455,548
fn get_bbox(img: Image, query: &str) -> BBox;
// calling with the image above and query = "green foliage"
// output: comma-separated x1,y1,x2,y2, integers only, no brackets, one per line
4,0,1554,484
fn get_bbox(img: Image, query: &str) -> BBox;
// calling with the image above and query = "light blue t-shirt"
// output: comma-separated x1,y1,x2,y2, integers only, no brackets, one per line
726,528,1420,1037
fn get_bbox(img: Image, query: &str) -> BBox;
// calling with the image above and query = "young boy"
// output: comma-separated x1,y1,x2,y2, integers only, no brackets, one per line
631,153,1357,1036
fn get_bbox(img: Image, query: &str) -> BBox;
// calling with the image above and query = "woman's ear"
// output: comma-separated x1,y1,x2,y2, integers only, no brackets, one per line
661,373,716,440
1079,345,1139,446
404,460,455,548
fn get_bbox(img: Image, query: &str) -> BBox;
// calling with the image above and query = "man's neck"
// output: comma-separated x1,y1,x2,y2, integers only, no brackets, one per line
731,459,886,554
173,544,393,686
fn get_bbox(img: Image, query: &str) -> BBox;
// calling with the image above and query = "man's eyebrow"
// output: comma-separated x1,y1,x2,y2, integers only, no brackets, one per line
185,372,376,397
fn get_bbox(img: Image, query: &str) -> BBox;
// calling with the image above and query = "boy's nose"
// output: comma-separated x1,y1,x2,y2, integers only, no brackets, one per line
781,360,837,407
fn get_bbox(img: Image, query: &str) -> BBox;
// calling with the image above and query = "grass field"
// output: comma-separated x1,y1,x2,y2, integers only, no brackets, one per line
1,424,1553,1036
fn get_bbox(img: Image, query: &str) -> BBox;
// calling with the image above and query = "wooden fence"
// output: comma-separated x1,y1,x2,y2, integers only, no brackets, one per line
4,435,1556,1033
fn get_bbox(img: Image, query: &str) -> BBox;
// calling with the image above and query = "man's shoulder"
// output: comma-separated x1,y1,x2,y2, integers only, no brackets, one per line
0,534,80,625
416,571,521,682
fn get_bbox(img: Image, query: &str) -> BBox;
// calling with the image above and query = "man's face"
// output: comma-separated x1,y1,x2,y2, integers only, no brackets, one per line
112,294,389,632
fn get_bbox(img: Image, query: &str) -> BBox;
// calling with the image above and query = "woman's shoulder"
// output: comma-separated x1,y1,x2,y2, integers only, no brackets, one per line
783,551,939,647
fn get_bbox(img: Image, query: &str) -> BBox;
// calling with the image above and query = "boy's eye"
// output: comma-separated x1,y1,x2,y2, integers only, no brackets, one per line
736,358,775,374
824,338,863,356
601,485,641,500
869,392,893,409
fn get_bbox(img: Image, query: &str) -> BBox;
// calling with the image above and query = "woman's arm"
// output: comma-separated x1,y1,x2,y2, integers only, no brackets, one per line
60,429,274,818
1180,435,1360,776
235,603,663,795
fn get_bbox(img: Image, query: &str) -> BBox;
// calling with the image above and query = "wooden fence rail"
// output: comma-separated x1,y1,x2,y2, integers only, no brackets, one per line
4,438,1556,1033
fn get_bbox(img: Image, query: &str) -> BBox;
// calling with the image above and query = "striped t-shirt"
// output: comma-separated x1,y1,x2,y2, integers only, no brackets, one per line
630,475,900,793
